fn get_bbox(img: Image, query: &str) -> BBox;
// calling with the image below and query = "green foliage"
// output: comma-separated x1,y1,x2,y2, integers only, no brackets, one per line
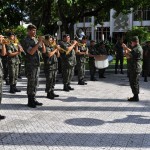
0,0,24,32
126,27,150,43
1,0,150,35
95,40,115,55
14,25,26,40
112,0,150,15
105,41,115,55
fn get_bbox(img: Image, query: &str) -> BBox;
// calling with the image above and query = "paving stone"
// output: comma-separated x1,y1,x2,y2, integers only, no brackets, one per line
0,71,150,150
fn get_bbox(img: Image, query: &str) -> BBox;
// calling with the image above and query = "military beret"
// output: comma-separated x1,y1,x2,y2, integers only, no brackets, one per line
131,36,139,42
63,34,70,38
27,24,37,30
44,34,52,40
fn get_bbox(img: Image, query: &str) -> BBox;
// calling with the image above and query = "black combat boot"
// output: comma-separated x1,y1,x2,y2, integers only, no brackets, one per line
128,96,135,101
32,96,43,106
78,80,85,85
14,84,21,92
67,84,74,90
51,90,59,97
10,85,16,93
27,95,36,108
63,84,70,92
47,91,54,99
128,94,139,102
134,94,139,101
0,115,5,120
78,79,87,85
34,100,43,106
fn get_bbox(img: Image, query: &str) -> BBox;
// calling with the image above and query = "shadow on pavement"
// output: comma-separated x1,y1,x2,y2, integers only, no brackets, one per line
108,115,150,124
0,102,150,112
64,115,150,127
0,132,149,147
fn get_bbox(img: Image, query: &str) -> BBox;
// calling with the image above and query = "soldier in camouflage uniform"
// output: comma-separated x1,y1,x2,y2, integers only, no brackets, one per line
142,41,150,82
43,35,60,99
6,33,23,93
76,36,88,85
59,34,77,91
88,40,97,81
122,36,143,101
22,25,46,108
0,35,6,120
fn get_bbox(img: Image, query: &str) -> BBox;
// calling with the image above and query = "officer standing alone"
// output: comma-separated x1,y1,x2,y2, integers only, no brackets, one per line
122,36,143,101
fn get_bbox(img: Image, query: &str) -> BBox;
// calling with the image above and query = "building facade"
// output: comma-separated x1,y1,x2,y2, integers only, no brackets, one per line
74,9,150,42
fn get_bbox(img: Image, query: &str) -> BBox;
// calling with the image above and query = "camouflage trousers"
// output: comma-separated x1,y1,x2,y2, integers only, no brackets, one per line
0,68,3,104
26,66,39,96
45,69,57,93
8,63,19,85
61,62,74,85
77,62,85,81
128,72,140,95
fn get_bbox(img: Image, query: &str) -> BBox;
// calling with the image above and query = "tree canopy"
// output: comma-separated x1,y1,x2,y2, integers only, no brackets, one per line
0,0,150,35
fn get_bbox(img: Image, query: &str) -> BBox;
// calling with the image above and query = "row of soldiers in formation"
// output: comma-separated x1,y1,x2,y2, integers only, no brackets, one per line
0,24,109,113
0,24,150,120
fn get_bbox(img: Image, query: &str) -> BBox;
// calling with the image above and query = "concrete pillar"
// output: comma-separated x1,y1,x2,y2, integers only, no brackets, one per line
91,16,95,40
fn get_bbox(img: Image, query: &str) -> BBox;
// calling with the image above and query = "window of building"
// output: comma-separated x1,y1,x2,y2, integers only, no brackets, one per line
143,9,150,20
134,9,150,21
85,27,92,40
96,27,110,42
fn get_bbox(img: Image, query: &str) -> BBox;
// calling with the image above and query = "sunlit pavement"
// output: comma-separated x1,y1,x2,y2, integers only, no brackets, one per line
0,70,150,150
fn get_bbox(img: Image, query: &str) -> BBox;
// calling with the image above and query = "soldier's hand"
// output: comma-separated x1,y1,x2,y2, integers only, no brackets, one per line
122,43,127,49
0,35,4,44
38,36,43,43
56,45,60,50
73,40,78,45
18,44,24,53
85,51,88,55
